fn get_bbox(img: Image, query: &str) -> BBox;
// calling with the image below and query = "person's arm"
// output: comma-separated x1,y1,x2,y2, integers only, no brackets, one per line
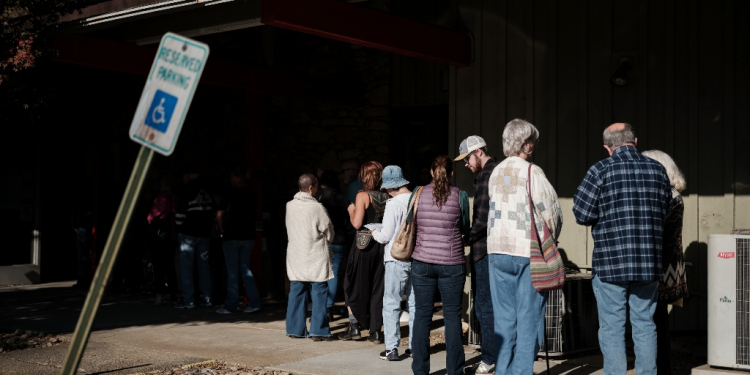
466,170,493,246
531,166,563,241
348,191,369,229
572,165,602,227
372,200,399,244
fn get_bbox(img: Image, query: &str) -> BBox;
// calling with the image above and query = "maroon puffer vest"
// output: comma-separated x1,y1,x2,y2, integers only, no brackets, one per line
412,183,465,265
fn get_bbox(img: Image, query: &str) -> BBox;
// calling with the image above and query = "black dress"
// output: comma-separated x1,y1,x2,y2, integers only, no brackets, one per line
343,190,389,331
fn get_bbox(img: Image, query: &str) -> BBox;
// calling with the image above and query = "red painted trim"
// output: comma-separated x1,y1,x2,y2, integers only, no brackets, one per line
52,34,305,93
261,0,472,67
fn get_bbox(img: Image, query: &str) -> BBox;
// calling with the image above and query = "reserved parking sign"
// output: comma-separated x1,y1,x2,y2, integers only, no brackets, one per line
129,33,209,156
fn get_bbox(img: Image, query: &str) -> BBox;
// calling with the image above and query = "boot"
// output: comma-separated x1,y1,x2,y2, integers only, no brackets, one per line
367,330,383,344
327,307,334,323
337,322,361,340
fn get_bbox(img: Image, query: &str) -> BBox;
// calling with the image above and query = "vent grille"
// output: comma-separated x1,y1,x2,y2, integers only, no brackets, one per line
737,238,750,365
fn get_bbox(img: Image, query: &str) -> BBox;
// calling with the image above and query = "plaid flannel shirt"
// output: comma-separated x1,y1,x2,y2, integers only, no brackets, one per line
573,146,673,282
466,157,499,262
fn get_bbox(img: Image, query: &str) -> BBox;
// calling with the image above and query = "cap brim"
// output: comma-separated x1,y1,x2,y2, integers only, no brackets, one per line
454,152,471,162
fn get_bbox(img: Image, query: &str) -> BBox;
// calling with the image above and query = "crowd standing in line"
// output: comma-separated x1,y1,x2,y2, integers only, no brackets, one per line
123,118,684,375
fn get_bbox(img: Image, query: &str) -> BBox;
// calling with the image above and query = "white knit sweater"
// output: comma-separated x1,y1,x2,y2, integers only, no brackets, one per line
285,192,335,282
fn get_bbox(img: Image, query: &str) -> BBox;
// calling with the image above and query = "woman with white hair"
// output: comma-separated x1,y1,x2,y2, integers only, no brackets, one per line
486,119,563,375
642,150,688,375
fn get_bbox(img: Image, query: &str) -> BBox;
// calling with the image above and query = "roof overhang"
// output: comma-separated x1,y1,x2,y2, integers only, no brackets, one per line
58,0,261,45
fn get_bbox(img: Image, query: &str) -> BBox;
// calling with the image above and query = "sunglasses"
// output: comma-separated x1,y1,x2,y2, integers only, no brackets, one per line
463,149,478,164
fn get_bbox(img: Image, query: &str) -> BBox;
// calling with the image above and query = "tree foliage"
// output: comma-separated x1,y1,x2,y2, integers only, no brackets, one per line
1,0,100,84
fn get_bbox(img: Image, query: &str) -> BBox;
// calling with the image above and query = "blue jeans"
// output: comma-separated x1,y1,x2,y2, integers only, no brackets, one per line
592,274,658,375
383,260,415,350
178,234,212,305
286,281,331,338
411,260,466,375
327,244,346,307
488,254,547,375
222,240,261,311
471,256,496,366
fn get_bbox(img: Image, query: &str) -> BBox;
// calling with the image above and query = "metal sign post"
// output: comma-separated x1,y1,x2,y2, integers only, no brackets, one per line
60,33,208,375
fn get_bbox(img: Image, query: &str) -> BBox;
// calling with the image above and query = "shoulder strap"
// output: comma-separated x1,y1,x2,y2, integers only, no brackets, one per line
406,186,423,224
527,163,539,241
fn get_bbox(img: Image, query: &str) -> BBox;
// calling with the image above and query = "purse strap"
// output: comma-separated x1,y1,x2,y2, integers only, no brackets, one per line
406,186,423,224
527,163,540,242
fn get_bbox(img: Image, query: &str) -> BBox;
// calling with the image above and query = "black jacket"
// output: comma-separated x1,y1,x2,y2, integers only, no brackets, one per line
316,187,351,245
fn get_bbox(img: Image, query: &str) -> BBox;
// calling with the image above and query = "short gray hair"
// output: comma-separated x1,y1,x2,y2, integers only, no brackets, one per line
502,119,539,157
642,150,686,193
298,173,318,192
603,123,636,148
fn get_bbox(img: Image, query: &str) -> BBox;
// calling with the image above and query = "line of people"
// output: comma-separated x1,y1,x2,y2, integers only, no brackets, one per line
146,166,263,314
284,119,687,375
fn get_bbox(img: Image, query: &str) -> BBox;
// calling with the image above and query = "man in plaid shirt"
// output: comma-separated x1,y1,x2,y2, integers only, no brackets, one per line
455,135,499,375
573,123,672,375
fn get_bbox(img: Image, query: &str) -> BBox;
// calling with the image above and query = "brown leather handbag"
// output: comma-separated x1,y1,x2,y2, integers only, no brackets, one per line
390,186,423,261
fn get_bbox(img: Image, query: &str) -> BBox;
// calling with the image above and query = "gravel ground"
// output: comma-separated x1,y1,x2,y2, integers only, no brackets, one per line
0,329,68,353
140,360,303,375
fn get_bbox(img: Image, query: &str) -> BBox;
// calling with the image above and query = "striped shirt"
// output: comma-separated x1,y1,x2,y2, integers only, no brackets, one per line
573,146,673,282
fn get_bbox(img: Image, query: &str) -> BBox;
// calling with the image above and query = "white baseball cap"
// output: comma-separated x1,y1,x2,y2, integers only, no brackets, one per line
454,135,487,162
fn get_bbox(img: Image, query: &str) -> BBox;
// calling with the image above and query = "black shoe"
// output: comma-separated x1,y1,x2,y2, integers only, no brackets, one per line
337,322,361,340
367,331,383,344
405,349,412,357
311,335,336,342
380,348,399,361
327,307,334,323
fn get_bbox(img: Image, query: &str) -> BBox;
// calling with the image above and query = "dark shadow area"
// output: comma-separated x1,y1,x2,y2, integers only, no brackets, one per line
23,270,41,284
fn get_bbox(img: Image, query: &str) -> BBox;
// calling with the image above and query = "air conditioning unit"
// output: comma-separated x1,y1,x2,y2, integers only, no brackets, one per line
707,234,750,370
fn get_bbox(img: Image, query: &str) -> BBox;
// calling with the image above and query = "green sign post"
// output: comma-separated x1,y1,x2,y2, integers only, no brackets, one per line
60,33,208,375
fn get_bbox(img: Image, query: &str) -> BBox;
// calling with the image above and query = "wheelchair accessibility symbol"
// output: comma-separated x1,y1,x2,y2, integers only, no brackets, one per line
145,90,178,133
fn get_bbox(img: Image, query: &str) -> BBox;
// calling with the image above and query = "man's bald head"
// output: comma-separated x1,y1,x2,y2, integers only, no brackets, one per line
603,122,636,149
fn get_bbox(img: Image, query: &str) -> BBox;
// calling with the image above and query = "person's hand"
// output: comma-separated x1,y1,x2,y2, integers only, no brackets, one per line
347,203,355,215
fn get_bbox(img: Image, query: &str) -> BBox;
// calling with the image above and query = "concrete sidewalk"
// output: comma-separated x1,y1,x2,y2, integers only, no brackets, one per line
0,281,656,374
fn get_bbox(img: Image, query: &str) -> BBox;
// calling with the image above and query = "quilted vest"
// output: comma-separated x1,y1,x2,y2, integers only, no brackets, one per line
412,183,465,265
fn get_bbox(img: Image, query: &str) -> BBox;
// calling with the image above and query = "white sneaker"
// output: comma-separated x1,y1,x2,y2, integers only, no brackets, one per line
243,306,260,313
475,361,495,375
399,310,410,323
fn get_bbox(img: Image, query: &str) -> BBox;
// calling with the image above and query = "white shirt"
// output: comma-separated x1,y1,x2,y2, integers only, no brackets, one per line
372,193,411,263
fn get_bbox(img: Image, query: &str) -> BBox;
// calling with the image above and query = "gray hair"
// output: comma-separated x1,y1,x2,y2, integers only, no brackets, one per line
502,119,539,157
298,173,318,192
603,123,636,148
642,150,686,193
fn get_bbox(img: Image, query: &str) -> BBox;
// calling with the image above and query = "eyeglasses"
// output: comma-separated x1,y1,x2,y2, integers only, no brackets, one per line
463,149,478,164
